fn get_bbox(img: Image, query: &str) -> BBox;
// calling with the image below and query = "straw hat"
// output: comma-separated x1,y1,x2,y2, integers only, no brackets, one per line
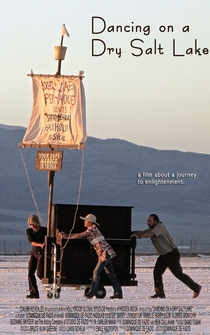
80,214,100,226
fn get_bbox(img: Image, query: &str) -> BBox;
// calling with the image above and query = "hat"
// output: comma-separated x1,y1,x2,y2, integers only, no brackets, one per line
80,214,100,226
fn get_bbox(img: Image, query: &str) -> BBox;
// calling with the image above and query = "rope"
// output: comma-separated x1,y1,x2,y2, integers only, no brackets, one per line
19,146,85,263
60,148,85,252
18,148,43,225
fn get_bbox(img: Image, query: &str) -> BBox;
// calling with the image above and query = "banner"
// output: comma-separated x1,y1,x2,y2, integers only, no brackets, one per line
22,75,87,148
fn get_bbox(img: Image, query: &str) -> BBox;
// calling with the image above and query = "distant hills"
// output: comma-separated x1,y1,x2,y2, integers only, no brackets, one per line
0,124,210,253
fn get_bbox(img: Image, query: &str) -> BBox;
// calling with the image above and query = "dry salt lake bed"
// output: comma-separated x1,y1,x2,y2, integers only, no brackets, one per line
0,254,210,335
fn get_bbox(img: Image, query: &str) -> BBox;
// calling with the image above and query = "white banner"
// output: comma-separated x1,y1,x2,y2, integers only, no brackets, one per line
22,75,87,147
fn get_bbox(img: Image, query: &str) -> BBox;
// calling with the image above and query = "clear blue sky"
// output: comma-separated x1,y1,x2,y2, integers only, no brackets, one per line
0,0,210,153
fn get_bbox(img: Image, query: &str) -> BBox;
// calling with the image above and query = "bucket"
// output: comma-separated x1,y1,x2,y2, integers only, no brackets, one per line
54,46,67,60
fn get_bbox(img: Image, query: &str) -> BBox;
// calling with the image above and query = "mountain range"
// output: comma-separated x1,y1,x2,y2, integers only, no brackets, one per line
0,124,209,253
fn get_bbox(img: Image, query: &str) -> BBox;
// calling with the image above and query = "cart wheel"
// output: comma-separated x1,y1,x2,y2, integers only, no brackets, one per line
54,291,60,299
84,287,90,296
47,292,53,299
96,286,106,299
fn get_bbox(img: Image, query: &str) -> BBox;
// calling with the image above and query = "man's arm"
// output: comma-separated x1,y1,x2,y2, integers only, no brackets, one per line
131,229,155,239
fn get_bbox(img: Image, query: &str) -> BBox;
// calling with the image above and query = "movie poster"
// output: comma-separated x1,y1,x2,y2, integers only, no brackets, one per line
0,1,209,334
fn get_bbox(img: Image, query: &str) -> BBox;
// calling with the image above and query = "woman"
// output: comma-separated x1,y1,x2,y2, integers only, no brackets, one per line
26,215,47,299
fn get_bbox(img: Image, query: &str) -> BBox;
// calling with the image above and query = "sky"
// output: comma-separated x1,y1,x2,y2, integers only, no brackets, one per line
0,0,210,154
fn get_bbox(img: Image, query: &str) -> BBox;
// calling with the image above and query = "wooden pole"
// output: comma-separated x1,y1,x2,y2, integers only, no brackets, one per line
47,170,55,236
44,150,56,280
56,35,64,75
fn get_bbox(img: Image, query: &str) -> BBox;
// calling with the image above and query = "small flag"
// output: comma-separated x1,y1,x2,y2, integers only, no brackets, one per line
61,24,70,37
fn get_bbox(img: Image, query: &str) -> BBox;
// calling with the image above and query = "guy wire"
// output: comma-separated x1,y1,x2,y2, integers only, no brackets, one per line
19,146,85,262
58,147,85,260
19,147,43,225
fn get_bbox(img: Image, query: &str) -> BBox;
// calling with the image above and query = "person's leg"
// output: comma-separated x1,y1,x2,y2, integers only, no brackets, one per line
27,253,39,298
166,248,201,297
151,255,167,298
36,253,44,280
86,259,106,298
104,258,123,298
